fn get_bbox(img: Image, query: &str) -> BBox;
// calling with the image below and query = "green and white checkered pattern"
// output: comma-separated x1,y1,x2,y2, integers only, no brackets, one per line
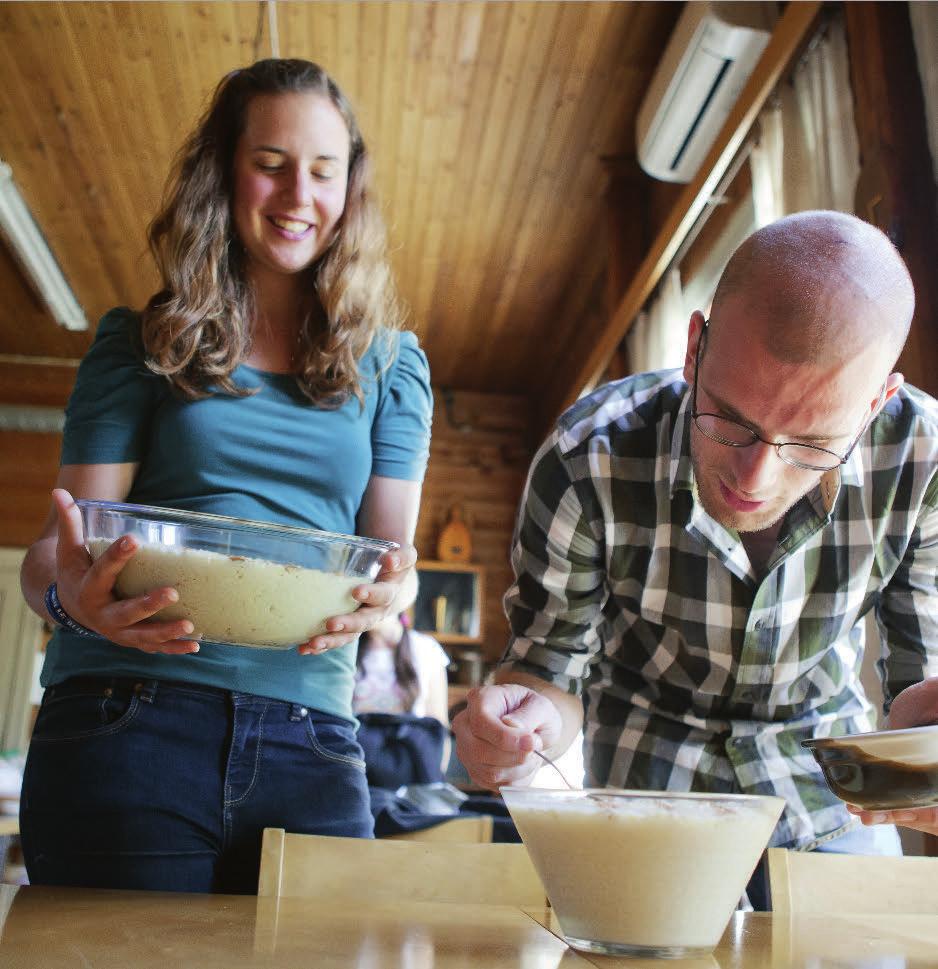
501,371,938,848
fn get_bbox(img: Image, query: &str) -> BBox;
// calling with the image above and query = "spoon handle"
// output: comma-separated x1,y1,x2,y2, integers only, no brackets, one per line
533,749,577,790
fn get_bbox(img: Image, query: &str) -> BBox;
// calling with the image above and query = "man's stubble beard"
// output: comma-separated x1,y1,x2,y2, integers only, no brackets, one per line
689,438,813,536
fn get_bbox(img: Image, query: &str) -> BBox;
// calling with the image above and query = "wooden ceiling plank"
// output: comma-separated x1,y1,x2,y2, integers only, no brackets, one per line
7,4,133,311
386,3,430,312
411,5,471,331
431,1,560,386
75,4,167,286
466,1,619,388
335,1,362,112
419,0,516,381
418,3,494,342
547,0,823,424
375,1,409,280
472,2,620,382
280,3,340,79
122,4,189,170
364,2,406,327
70,2,187,308
355,2,386,158
398,3,456,312
525,5,667,389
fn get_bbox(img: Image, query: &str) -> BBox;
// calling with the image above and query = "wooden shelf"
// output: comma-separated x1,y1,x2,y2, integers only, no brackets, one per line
413,561,485,645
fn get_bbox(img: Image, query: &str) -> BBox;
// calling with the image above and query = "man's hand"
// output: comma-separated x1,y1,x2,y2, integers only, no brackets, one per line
452,683,564,790
848,676,938,836
887,678,938,731
846,803,938,837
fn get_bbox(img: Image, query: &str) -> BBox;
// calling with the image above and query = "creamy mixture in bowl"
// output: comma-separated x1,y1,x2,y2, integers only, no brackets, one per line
501,786,784,958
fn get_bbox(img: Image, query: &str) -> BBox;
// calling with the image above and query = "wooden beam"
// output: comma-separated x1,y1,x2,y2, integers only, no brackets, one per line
0,358,78,408
546,0,822,426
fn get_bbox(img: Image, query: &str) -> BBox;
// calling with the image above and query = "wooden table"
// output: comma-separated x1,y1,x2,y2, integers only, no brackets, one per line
0,885,936,968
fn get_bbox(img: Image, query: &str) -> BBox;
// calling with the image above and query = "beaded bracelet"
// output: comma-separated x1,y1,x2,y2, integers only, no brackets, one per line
44,582,101,638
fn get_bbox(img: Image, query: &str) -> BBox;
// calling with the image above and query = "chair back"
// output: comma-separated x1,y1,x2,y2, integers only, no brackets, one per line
258,828,547,906
767,847,938,915
384,814,494,843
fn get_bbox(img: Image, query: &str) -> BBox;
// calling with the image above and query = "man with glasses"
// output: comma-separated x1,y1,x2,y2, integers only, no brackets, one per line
454,211,938,906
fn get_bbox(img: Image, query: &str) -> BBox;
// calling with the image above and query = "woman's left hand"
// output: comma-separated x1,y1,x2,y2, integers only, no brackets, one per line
298,543,417,654
846,676,938,836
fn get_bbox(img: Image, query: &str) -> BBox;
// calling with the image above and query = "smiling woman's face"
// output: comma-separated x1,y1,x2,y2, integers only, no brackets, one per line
232,91,351,281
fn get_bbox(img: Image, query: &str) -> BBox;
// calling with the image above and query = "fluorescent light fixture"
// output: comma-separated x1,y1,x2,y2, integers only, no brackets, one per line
0,403,65,433
0,160,87,331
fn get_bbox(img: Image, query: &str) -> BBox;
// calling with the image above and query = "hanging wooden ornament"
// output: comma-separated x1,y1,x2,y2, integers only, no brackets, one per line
437,503,472,562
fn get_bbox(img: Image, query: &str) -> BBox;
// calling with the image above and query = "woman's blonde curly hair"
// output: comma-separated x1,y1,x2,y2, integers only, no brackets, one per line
142,58,403,406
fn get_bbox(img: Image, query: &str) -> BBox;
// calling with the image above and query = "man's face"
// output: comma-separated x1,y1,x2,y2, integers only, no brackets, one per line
683,308,883,535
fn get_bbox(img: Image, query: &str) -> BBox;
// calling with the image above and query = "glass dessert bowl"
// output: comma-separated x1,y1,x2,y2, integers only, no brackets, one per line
78,499,396,649
500,786,784,959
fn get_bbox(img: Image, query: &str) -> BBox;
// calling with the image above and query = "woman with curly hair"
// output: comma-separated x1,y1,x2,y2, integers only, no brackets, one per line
19,59,432,895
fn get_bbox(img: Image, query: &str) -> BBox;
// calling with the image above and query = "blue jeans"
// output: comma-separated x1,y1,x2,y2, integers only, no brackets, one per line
20,676,373,894
746,822,903,911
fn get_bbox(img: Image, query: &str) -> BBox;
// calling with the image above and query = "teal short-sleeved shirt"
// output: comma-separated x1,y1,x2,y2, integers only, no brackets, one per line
41,307,433,721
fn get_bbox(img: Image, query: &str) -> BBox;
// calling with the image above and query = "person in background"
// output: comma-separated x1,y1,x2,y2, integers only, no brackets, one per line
354,612,451,729
454,211,938,908
18,58,432,895
353,611,452,784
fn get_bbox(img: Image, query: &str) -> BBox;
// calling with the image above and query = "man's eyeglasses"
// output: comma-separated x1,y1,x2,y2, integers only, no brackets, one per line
691,319,885,473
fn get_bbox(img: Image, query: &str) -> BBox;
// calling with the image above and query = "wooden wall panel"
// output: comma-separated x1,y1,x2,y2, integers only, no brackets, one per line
0,431,60,547
415,389,533,666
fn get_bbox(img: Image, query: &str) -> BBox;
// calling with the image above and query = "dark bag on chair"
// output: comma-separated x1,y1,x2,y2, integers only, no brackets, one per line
356,712,447,788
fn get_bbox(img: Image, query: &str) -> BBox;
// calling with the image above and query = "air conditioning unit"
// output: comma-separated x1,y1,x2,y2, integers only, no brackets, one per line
636,2,777,184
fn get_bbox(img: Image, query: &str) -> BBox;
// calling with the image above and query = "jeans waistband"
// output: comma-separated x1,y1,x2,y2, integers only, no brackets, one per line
47,675,335,724
51,675,228,701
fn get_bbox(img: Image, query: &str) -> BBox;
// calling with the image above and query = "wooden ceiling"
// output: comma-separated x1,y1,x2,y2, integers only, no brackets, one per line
0,0,683,408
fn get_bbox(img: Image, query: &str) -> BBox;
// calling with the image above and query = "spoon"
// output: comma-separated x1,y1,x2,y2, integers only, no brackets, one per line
533,749,578,790
531,751,622,806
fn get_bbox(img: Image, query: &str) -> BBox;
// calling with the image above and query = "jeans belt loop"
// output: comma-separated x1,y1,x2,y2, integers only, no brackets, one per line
134,679,159,704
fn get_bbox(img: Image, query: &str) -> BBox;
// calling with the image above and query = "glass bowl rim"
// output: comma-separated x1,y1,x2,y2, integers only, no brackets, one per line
76,498,398,554
499,786,785,806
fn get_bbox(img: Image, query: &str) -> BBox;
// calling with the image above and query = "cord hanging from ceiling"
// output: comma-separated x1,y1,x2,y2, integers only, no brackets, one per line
268,1,280,59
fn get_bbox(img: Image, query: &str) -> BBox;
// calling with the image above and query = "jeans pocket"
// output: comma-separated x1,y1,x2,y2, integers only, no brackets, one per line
31,683,141,744
305,718,367,772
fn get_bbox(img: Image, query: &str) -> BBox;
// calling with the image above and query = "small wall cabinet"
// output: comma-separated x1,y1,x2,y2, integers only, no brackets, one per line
412,561,484,646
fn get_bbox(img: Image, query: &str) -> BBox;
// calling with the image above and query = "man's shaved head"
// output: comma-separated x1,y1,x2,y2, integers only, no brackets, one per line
710,211,914,374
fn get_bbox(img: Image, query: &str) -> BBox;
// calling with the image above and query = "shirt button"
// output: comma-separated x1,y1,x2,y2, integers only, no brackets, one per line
299,707,308,717
754,620,765,630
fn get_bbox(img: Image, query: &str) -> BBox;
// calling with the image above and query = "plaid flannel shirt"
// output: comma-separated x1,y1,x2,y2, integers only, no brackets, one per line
501,371,938,848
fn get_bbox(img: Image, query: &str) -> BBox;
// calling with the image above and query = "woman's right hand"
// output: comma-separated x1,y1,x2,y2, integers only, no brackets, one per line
52,488,200,654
